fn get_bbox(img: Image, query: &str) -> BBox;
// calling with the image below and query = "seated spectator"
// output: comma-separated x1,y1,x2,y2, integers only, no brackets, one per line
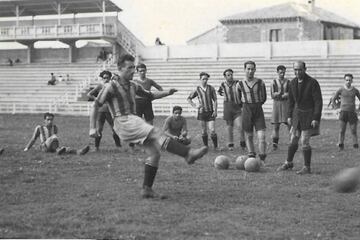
14,58,21,64
58,75,64,82
66,74,71,83
162,106,191,145
7,58,13,66
48,73,57,85
96,48,107,62
155,37,164,46
23,112,89,155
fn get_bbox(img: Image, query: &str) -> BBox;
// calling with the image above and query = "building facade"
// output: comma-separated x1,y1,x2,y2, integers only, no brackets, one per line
187,0,360,45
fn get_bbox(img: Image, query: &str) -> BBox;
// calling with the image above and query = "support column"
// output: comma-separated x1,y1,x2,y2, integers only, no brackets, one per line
25,41,35,64
60,40,77,63
102,0,106,25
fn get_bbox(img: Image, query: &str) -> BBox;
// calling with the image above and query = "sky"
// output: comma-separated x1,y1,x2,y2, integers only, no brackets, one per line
115,0,360,46
1,0,360,48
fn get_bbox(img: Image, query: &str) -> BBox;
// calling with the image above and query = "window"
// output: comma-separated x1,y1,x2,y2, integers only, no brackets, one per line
270,29,281,42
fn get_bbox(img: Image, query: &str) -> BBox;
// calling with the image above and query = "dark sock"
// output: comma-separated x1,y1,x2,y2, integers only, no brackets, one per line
248,152,256,158
303,148,311,167
272,137,279,146
338,143,344,150
113,133,121,147
240,141,246,148
165,138,190,157
287,144,298,162
202,134,208,146
259,154,266,161
143,164,158,188
228,143,234,148
95,137,101,148
210,133,218,148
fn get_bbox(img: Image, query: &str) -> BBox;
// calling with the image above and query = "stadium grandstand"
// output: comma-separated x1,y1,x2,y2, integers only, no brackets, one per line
0,0,360,119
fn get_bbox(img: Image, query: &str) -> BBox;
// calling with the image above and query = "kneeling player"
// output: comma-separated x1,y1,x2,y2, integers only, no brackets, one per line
24,112,89,155
163,106,191,145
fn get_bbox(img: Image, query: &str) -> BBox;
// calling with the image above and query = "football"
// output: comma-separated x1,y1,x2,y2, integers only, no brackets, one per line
333,167,360,193
214,155,230,170
244,157,260,172
235,155,248,170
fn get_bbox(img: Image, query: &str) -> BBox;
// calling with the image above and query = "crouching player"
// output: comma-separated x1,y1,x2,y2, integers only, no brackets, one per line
24,112,89,155
89,54,208,199
163,106,191,145
332,74,360,150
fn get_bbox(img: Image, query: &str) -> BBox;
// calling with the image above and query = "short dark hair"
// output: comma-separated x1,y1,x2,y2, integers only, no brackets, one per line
117,54,135,68
136,63,147,71
172,105,182,113
244,61,256,69
277,65,286,72
223,68,233,76
99,70,112,78
199,72,210,78
43,112,54,119
344,73,353,79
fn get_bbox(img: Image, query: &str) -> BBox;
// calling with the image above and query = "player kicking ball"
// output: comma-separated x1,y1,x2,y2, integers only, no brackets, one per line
89,54,208,199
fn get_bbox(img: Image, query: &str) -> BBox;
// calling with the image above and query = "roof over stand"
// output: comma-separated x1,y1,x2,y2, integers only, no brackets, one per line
0,0,122,18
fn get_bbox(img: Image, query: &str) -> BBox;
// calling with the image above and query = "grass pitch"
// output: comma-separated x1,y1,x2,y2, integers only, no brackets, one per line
1,114,360,239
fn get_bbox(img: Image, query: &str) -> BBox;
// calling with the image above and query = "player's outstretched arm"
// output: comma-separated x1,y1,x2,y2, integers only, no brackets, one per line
24,126,40,151
152,89,178,100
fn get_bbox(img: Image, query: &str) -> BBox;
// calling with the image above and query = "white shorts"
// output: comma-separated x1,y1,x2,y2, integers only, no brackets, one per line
113,115,154,144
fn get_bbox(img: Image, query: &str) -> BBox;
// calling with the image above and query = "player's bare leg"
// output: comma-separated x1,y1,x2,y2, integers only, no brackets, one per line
226,123,234,151
350,122,358,149
257,129,267,164
245,131,255,157
338,120,346,151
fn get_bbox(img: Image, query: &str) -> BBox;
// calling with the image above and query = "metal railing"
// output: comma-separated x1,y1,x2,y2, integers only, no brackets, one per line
0,23,116,40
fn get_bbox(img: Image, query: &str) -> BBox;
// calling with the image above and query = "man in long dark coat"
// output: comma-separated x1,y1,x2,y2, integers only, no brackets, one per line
277,61,323,174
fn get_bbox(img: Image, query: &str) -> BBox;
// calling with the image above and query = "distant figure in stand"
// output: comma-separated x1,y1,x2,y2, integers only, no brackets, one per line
48,73,57,85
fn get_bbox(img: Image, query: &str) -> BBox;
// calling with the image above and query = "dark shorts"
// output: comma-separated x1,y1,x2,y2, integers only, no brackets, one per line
339,111,358,124
197,111,215,121
242,103,266,132
223,102,242,121
136,98,154,122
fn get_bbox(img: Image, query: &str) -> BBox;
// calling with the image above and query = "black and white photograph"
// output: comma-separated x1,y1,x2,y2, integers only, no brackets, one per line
1,0,360,239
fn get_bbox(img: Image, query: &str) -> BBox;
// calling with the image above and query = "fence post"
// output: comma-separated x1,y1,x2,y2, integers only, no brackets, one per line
12,103,16,114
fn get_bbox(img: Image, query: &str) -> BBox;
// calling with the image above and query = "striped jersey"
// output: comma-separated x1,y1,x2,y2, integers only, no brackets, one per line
188,85,217,112
270,78,289,101
31,125,58,144
218,80,241,104
334,86,360,112
96,75,152,118
237,78,267,104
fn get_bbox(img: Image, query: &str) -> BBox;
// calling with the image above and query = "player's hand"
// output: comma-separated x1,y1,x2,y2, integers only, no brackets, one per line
311,120,319,128
23,148,28,152
287,118,292,126
169,89,178,95
89,128,100,138
212,112,217,118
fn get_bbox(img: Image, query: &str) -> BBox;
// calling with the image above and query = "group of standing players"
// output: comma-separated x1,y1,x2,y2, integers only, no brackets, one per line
15,54,360,199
